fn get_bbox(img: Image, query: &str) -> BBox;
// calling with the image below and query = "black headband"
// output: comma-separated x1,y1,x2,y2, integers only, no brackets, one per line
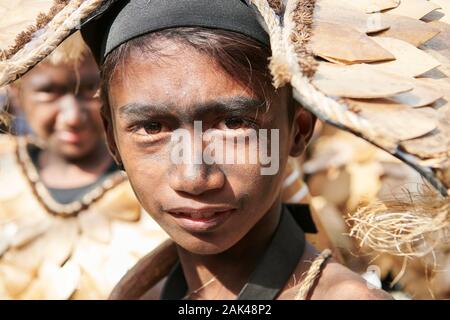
80,0,270,65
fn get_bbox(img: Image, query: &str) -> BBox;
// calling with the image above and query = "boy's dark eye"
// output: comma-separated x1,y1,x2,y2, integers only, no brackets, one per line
219,117,257,130
143,122,162,134
224,118,245,129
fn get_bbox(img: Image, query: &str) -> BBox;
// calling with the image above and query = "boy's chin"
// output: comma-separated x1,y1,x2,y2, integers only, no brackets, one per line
175,235,237,255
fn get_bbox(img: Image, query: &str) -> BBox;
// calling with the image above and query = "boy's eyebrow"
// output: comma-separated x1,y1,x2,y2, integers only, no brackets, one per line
119,102,172,119
193,96,265,118
118,96,266,120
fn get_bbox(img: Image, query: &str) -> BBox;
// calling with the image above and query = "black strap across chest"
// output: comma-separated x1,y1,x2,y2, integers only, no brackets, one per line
160,204,309,300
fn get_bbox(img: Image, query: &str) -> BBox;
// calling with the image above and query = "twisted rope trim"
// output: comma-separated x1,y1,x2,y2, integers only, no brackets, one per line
15,136,127,217
295,249,332,300
250,0,291,87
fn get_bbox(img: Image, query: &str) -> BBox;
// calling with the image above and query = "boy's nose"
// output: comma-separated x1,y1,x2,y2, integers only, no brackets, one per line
169,162,225,196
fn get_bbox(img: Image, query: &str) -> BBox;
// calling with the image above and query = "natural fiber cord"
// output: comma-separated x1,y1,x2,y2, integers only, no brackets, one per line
295,249,332,300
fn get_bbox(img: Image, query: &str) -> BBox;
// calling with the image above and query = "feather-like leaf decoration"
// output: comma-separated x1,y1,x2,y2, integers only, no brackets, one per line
377,13,440,47
388,0,441,20
313,63,412,98
371,36,441,77
311,22,395,64
430,0,450,23
336,0,401,14
347,99,438,141
315,0,391,34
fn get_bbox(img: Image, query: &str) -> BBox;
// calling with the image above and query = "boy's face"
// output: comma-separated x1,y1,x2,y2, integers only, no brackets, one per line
15,56,102,160
107,40,311,254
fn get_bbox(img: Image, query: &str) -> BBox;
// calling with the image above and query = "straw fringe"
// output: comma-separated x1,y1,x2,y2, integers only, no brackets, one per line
347,186,450,258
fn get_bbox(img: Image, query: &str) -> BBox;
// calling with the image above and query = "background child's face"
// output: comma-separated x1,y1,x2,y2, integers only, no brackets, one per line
15,56,103,160
106,40,310,254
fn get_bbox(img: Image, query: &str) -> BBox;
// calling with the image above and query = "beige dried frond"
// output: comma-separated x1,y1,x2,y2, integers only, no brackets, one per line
347,186,449,257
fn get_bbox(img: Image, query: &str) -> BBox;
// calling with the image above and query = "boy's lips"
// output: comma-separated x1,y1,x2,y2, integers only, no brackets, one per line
166,206,237,233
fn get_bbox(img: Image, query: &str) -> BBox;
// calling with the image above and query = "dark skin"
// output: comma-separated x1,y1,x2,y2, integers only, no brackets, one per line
105,39,392,299
11,55,113,189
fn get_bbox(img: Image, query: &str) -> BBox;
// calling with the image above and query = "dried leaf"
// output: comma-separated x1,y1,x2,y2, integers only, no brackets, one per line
387,0,441,20
418,77,450,100
0,263,33,298
401,127,449,159
389,78,443,107
336,0,400,13
421,21,450,77
94,182,141,222
371,37,441,77
37,261,81,300
70,236,110,298
41,218,78,266
71,272,104,300
313,63,412,98
79,210,111,244
430,0,450,23
401,103,450,158
2,233,46,273
315,0,390,34
311,22,395,64
10,217,51,248
349,99,438,141
376,13,440,47
0,223,17,257
111,217,168,258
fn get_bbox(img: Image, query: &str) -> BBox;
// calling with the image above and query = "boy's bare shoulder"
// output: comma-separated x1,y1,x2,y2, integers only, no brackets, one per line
280,244,392,300
313,261,392,300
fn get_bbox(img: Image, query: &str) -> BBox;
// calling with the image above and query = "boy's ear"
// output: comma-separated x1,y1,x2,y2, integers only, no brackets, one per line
101,106,122,167
289,103,316,157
